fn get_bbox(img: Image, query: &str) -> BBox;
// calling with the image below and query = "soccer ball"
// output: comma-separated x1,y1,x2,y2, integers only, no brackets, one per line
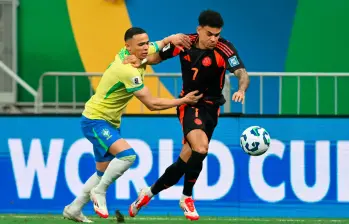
240,126,271,156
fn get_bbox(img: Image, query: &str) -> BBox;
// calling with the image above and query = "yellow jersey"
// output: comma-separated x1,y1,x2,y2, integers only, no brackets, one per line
82,42,159,128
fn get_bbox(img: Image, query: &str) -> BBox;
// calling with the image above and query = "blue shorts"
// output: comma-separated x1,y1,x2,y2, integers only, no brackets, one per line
81,116,121,162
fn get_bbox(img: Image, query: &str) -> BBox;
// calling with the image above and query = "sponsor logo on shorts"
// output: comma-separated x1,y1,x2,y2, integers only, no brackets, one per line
194,118,202,125
102,129,112,140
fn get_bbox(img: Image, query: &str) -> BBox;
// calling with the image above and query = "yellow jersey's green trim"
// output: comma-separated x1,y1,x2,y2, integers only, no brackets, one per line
118,48,130,61
104,82,124,99
126,84,144,93
119,155,137,162
152,42,159,52
106,62,114,69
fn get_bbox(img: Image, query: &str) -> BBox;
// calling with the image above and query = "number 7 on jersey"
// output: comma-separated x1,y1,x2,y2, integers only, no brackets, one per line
191,68,198,80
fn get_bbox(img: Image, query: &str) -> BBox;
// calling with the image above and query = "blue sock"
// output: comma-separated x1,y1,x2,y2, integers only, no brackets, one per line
96,170,104,177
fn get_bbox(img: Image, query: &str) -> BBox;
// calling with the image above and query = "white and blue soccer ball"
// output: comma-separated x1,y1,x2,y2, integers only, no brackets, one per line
240,126,271,156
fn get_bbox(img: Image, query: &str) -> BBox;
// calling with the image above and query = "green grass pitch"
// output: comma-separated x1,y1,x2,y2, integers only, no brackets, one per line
0,215,349,224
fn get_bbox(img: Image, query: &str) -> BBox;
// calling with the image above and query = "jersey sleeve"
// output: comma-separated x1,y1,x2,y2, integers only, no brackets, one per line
216,39,245,73
158,43,181,61
148,42,160,55
118,70,144,93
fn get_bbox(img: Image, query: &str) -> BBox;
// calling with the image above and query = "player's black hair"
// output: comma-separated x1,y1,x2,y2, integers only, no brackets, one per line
124,27,147,41
198,10,224,28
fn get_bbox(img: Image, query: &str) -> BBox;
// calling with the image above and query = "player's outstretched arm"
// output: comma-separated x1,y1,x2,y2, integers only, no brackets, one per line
149,33,190,64
134,86,202,111
232,68,250,104
155,33,191,52
124,33,190,67
144,53,163,65
123,53,162,67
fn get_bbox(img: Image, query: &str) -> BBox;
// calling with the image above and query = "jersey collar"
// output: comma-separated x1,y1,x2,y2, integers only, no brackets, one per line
118,47,130,61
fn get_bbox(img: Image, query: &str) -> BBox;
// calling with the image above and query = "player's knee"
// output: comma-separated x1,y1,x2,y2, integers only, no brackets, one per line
193,144,209,154
116,148,137,164
187,130,209,154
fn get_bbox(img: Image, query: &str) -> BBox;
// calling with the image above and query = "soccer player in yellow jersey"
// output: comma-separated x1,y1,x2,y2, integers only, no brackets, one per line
63,27,202,222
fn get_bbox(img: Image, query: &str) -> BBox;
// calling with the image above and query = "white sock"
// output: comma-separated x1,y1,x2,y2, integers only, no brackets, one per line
71,172,101,211
94,157,134,193
145,187,154,198
181,194,190,201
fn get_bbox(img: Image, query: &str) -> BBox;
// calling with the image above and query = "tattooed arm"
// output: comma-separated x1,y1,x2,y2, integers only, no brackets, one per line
234,68,250,92
232,68,250,104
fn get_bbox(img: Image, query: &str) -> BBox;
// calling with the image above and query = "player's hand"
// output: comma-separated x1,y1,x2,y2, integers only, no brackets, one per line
232,90,245,104
183,90,203,105
169,34,192,51
123,55,142,68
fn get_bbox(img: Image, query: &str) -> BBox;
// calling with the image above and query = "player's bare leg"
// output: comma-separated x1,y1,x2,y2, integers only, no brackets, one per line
179,142,192,163
180,129,209,221
91,139,136,218
63,162,110,223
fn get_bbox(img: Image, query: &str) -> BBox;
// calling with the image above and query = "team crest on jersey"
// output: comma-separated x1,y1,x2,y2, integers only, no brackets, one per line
202,56,212,67
228,56,240,67
102,128,112,140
